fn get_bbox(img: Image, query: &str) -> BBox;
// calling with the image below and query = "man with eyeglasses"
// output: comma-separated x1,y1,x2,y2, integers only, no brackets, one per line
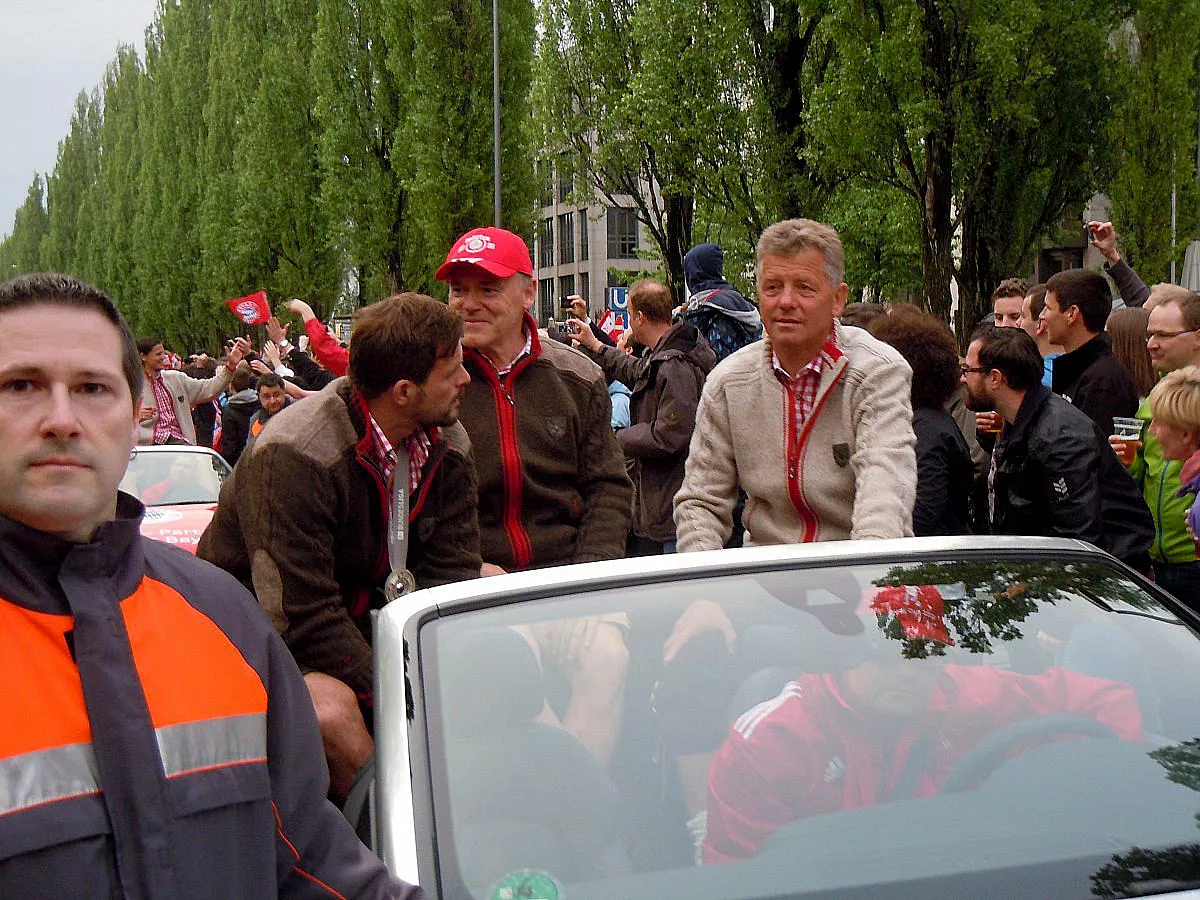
1113,291,1200,610
960,326,1152,571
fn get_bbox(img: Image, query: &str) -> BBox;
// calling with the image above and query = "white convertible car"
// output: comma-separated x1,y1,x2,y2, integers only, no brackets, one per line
370,537,1200,900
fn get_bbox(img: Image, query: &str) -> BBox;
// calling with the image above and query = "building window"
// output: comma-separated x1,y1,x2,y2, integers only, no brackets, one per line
539,278,554,314
607,208,638,259
579,211,589,261
559,274,575,301
581,272,590,304
539,218,554,269
558,212,575,265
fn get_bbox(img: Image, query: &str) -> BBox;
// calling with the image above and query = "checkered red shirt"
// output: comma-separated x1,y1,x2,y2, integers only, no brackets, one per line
150,372,186,444
771,331,840,441
363,406,436,496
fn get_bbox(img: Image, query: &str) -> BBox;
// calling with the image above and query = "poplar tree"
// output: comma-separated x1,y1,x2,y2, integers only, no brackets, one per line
313,0,413,303
84,47,149,313
40,91,101,274
0,176,50,277
133,0,215,349
402,0,536,290
234,0,339,311
1107,0,1200,283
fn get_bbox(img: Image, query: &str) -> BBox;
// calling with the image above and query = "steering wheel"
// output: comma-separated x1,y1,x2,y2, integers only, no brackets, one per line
939,713,1119,794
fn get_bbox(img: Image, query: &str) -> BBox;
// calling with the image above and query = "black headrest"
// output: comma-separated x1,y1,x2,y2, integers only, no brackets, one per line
440,627,546,733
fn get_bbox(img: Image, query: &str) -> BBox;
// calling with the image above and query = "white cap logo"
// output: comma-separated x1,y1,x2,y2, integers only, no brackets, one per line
461,235,495,254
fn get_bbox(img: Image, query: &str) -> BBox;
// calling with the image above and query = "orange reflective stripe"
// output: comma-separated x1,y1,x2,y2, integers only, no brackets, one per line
121,578,268,729
250,418,264,437
0,599,91,760
1,577,267,809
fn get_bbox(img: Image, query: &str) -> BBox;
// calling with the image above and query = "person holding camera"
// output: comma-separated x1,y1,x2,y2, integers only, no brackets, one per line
137,334,251,445
569,278,716,555
567,294,617,347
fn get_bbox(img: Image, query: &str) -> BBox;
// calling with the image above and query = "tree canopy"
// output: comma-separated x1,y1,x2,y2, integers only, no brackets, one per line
0,0,535,351
2,0,1198,343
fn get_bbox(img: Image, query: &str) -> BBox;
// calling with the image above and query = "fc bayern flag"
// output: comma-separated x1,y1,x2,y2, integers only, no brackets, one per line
225,290,270,326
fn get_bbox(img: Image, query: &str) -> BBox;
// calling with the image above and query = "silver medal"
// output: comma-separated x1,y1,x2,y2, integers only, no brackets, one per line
384,568,417,602
384,454,416,603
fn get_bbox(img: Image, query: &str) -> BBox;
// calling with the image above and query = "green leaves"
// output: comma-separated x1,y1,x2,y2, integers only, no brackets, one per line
0,0,537,348
2,0,1197,345
1107,0,1200,283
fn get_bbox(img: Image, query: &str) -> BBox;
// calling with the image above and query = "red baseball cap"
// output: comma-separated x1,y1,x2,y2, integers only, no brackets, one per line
435,227,533,281
868,585,954,645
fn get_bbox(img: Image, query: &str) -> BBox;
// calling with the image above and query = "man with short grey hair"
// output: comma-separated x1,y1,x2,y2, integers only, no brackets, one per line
674,218,917,552
664,219,918,849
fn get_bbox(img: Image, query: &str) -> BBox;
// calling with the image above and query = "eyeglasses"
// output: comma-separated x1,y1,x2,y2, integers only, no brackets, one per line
1146,328,1198,342
960,365,990,375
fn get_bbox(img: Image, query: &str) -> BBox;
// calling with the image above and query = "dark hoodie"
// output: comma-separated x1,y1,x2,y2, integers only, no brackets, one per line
682,243,762,361
219,389,260,466
585,320,717,541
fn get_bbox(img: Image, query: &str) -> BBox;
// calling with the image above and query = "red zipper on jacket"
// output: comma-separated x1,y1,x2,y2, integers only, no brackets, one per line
466,344,536,569
349,435,446,616
783,342,846,543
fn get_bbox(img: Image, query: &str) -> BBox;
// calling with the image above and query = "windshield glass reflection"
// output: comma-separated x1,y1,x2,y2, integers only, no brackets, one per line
419,555,1200,899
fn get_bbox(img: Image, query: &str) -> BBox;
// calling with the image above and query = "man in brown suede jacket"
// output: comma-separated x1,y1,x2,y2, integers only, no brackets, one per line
199,293,481,799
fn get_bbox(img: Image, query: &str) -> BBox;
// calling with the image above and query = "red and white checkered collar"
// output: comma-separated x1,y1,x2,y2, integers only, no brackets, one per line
770,328,842,382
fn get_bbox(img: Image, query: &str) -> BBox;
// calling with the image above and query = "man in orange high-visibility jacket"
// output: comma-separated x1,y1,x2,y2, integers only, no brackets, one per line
0,273,420,899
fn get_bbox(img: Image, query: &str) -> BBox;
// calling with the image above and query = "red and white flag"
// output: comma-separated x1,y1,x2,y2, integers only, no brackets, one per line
225,290,270,326
598,309,627,340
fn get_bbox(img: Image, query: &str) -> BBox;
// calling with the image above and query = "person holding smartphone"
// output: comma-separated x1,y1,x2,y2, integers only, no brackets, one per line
567,294,617,347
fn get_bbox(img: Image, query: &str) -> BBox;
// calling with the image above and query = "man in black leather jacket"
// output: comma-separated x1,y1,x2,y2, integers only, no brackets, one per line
962,326,1153,571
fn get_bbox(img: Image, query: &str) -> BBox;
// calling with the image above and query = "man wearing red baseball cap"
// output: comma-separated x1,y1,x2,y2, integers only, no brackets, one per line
437,226,633,769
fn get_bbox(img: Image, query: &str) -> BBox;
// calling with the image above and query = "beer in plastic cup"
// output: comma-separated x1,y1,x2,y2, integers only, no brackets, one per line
1110,417,1142,467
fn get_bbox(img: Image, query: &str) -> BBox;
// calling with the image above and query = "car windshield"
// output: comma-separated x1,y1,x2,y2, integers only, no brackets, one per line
415,553,1200,900
120,450,228,506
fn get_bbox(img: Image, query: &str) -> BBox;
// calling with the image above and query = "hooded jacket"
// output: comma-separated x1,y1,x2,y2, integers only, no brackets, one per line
682,244,762,361
219,388,260,465
989,384,1153,564
0,497,418,899
585,320,717,541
